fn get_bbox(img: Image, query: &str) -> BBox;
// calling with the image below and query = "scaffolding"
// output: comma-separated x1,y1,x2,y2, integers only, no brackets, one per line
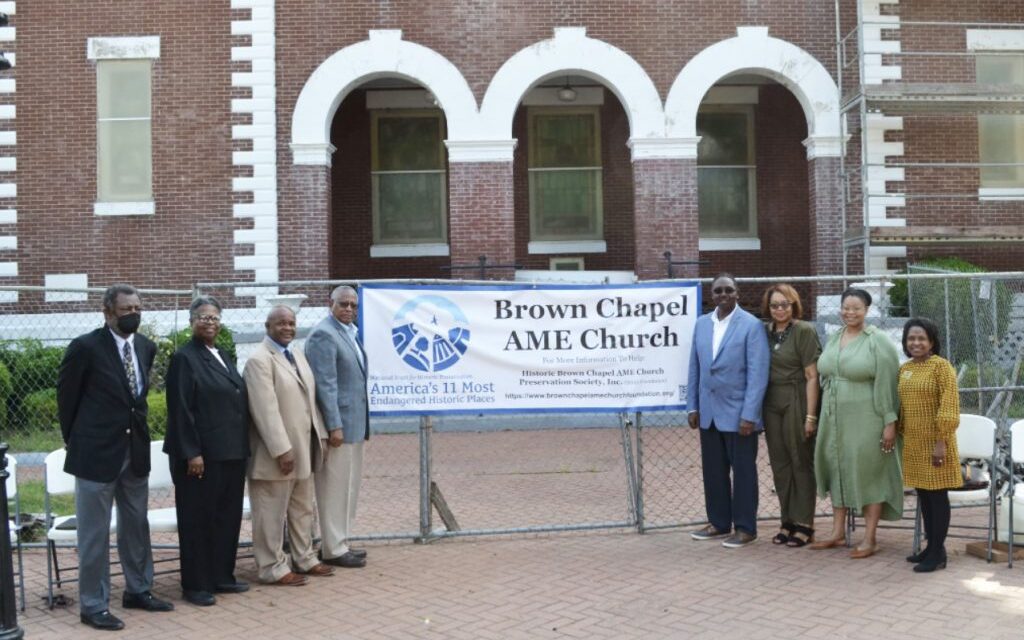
835,3,1024,276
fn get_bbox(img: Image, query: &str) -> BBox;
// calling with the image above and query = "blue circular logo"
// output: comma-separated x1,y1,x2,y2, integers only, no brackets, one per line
391,295,471,372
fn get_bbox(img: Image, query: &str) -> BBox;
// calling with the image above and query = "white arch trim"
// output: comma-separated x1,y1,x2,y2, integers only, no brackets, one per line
665,27,842,159
480,27,665,143
290,30,480,165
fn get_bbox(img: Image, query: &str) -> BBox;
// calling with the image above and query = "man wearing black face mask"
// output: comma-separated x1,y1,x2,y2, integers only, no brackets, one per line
57,284,174,631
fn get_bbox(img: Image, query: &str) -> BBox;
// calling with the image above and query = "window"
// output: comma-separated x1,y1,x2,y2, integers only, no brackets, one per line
528,108,603,242
371,111,447,245
697,106,757,239
97,60,153,204
978,54,1024,188
549,257,584,271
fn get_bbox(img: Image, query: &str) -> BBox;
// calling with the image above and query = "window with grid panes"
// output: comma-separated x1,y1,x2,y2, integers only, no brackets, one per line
371,111,448,244
697,106,757,239
528,108,603,241
97,60,153,202
978,54,1024,188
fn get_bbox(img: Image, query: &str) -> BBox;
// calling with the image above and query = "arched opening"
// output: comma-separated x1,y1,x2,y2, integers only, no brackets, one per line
509,75,636,273
693,76,811,284
330,78,452,279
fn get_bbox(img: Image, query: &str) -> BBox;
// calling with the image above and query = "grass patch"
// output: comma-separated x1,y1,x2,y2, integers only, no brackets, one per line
2,428,63,454
16,479,74,517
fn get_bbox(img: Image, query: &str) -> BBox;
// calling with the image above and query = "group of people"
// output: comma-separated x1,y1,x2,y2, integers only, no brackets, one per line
56,284,370,631
687,274,962,574
55,277,964,631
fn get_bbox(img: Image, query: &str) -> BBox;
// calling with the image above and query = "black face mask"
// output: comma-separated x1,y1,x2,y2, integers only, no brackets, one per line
116,312,142,335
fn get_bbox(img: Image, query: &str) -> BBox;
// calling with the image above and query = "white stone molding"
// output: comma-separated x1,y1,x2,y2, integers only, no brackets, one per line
44,274,89,302
370,243,450,258
527,240,608,255
861,1,905,274
291,30,479,165
87,36,160,60
627,137,701,161
0,1,14,303
698,238,761,252
93,201,155,216
444,139,517,163
802,135,848,160
231,0,279,296
480,27,665,140
966,29,1024,51
665,27,841,154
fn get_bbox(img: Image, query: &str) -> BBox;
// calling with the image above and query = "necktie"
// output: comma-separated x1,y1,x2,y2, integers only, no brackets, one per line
123,341,138,396
283,349,302,380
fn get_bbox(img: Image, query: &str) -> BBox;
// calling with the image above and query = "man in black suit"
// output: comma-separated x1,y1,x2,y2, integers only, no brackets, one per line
57,284,174,631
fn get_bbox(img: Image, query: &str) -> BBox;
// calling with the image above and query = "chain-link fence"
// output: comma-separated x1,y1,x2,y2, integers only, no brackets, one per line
1,272,1021,543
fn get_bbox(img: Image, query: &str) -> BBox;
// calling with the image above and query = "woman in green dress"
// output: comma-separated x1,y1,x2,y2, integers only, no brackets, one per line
762,284,821,547
809,288,902,558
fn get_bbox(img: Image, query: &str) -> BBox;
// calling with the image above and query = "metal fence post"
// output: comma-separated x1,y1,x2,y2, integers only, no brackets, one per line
0,445,23,640
418,415,434,542
634,412,646,533
618,413,638,530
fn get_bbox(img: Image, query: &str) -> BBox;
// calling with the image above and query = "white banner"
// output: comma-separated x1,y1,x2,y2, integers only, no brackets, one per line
360,282,700,415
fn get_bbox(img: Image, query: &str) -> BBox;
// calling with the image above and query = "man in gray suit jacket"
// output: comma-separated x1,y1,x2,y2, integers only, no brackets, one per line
305,285,369,568
686,274,770,548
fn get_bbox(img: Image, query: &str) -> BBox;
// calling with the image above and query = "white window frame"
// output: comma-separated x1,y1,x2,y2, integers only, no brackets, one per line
369,109,449,254
527,106,604,248
968,30,1024,199
88,37,159,216
696,104,758,248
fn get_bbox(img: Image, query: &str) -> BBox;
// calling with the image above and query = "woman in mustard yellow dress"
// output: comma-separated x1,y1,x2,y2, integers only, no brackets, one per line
898,317,961,573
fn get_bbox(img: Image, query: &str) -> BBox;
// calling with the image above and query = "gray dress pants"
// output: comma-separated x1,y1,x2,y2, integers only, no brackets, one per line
74,452,153,614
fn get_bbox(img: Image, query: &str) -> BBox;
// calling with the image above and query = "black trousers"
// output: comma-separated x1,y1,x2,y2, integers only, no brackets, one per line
170,458,246,592
699,423,759,536
916,488,950,558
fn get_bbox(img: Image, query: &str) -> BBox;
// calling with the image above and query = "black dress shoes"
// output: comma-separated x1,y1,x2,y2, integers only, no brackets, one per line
122,590,175,612
214,581,250,594
182,590,217,606
81,610,125,631
349,548,368,559
322,551,366,568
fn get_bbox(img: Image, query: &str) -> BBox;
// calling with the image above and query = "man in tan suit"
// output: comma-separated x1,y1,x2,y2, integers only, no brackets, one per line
244,305,334,586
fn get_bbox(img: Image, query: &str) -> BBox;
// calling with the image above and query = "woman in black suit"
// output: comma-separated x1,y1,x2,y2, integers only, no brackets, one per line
165,296,249,606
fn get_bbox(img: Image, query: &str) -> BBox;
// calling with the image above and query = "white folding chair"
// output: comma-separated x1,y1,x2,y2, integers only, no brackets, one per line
44,448,79,607
1005,420,1024,567
6,454,23,611
915,414,999,562
146,441,177,534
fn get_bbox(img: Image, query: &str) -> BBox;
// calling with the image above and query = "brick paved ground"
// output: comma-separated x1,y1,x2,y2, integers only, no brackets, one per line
10,427,1024,638
14,526,1024,640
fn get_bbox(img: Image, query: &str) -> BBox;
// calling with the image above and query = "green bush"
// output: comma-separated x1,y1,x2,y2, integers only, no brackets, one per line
147,390,168,439
0,361,11,430
11,388,167,452
22,388,58,432
0,339,65,434
150,325,237,392
889,257,1012,364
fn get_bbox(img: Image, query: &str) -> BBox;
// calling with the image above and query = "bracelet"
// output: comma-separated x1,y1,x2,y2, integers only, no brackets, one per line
805,415,818,423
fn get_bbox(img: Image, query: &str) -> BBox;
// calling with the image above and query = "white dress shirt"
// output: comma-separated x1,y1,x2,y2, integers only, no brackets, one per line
711,306,735,360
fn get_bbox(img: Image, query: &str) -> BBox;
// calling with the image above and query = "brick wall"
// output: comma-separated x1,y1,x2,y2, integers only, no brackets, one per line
18,0,235,299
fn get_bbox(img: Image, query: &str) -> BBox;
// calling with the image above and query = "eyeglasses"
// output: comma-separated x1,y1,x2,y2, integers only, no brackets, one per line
334,301,358,309
195,315,221,324
769,302,792,310
712,287,736,294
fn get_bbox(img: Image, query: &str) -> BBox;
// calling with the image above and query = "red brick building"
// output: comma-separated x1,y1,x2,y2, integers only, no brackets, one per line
3,1,1022,304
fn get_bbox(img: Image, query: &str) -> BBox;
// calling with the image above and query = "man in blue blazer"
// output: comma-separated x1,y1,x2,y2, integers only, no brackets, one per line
686,274,770,547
